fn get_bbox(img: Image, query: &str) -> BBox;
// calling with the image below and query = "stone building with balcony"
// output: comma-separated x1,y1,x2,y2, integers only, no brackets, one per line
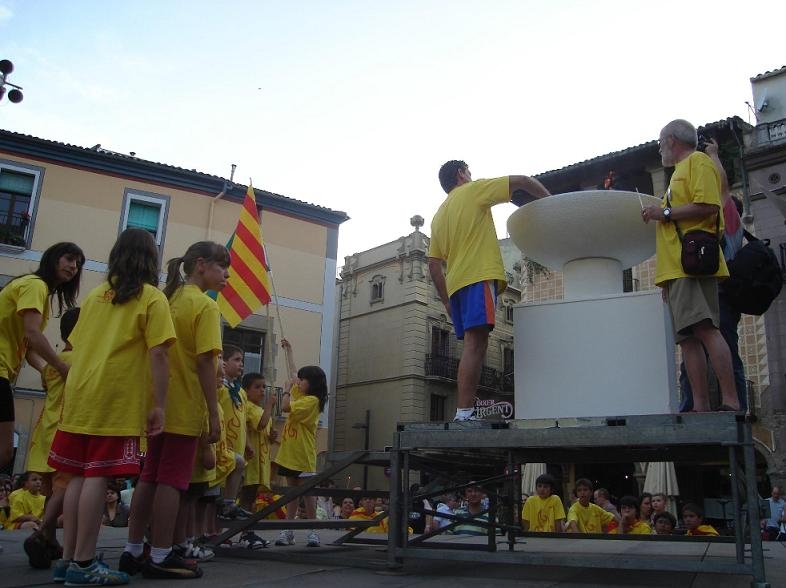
332,216,521,489
742,65,786,489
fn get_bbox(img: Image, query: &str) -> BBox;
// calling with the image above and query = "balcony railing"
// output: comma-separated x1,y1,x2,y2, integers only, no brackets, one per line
425,353,501,390
753,118,786,147
0,212,30,247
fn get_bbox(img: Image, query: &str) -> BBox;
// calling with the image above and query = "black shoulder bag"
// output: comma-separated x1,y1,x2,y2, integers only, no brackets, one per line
666,188,721,276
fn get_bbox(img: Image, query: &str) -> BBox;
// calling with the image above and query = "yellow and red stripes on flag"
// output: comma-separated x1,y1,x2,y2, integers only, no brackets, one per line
217,184,272,327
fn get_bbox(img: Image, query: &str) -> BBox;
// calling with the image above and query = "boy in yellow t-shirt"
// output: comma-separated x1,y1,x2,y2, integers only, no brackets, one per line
566,478,616,534
240,373,278,507
8,472,45,530
197,357,235,542
234,372,278,549
23,308,79,569
522,473,565,533
682,503,719,536
218,344,251,520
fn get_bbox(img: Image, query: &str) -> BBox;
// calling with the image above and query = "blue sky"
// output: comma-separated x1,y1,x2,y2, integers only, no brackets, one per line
1,0,784,265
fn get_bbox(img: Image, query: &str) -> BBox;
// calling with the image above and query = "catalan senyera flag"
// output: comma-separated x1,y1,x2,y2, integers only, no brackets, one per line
217,184,273,327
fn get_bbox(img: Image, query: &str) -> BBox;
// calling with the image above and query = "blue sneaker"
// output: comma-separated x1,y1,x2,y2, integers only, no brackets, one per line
53,559,70,583
64,557,129,586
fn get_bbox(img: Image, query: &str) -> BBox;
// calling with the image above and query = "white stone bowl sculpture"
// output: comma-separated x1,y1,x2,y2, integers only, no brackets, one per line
507,190,661,298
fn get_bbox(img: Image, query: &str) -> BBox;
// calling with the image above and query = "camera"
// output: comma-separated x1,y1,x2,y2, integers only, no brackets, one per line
697,133,711,152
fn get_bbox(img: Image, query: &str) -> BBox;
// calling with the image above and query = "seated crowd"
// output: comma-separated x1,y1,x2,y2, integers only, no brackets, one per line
422,474,726,537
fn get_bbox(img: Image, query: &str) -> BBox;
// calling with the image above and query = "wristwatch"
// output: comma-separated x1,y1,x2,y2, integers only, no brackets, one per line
662,207,672,222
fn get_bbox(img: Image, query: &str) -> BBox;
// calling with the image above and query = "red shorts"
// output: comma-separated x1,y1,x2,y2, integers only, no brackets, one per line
139,433,199,491
48,430,141,477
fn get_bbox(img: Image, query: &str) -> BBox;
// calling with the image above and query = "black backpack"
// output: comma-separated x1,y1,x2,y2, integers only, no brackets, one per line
723,230,783,315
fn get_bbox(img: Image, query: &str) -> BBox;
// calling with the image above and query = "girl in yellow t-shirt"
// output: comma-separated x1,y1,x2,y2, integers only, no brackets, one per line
48,228,176,585
273,338,327,548
612,495,652,535
23,306,80,569
123,240,228,579
0,241,84,472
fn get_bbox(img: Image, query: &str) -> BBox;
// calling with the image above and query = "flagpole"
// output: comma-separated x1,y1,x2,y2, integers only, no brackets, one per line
267,263,286,344
250,176,287,353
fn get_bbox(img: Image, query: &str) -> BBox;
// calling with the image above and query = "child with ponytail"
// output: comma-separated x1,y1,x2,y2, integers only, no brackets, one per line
121,241,228,580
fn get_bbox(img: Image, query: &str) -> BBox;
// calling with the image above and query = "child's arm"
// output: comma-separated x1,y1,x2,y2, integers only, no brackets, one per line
566,520,578,533
281,391,292,413
257,390,277,431
555,518,565,533
199,433,216,470
23,311,69,378
197,351,221,443
147,344,169,436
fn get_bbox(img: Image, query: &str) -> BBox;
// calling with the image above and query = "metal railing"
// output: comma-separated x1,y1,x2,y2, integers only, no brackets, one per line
753,118,786,147
425,354,500,390
0,211,29,246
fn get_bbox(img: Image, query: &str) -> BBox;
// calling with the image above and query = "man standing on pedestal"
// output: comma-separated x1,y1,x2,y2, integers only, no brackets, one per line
642,119,739,412
428,161,550,422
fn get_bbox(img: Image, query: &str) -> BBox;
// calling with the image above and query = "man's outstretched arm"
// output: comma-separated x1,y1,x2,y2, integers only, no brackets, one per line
509,175,551,205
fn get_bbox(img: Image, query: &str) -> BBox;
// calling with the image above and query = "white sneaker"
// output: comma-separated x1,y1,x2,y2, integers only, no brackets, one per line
187,542,215,562
274,530,295,546
306,531,320,547
453,410,479,422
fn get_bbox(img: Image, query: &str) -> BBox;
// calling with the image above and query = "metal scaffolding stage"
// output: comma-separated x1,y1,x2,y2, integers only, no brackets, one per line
211,413,768,587
386,413,769,588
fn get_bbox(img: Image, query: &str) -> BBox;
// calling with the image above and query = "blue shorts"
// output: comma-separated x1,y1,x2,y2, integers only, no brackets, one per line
449,281,497,339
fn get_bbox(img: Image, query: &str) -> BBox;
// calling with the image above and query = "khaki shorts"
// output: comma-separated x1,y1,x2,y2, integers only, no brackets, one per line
666,278,720,343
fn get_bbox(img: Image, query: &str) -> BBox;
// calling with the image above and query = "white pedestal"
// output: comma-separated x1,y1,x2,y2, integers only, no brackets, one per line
513,290,677,419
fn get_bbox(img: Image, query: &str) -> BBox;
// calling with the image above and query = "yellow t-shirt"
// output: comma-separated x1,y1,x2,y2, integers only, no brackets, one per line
687,524,719,536
9,488,45,522
655,151,729,286
428,177,510,297
165,285,222,437
59,282,176,437
219,384,247,459
0,274,50,380
244,401,273,489
275,384,320,473
567,501,614,533
522,494,566,532
626,520,653,535
26,350,72,473
210,399,236,488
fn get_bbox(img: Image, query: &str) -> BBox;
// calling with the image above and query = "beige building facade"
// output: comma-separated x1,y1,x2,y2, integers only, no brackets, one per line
0,129,347,472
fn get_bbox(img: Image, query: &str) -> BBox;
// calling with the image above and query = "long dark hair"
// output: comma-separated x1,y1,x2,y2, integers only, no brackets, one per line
107,229,160,304
162,241,230,299
297,365,328,412
8,242,85,316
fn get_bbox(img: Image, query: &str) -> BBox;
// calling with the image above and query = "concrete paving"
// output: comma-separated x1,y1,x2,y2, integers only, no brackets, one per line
1,526,785,587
